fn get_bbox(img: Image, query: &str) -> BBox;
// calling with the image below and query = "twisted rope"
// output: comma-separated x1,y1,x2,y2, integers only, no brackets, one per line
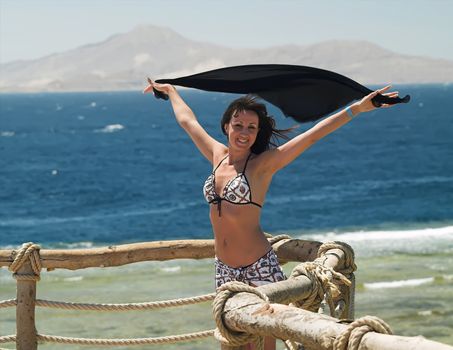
0,331,214,345
283,339,301,350
0,299,16,309
317,241,357,275
35,330,214,345
0,329,214,346
333,316,392,350
0,294,214,311
33,293,215,311
213,281,269,350
8,242,41,281
290,246,352,316
0,335,16,344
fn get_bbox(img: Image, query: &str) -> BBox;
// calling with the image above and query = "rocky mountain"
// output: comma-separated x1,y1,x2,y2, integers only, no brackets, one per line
1,24,452,92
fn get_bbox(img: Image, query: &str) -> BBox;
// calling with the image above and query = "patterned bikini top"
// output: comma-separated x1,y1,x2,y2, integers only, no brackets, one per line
203,153,262,216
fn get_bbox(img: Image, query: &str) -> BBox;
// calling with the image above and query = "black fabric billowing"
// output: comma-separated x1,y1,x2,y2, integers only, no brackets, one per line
154,64,410,123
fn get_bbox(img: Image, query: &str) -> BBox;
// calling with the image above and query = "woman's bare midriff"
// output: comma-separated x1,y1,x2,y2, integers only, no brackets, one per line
210,202,271,268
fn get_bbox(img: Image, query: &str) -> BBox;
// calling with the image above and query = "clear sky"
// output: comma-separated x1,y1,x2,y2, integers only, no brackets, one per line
1,0,452,64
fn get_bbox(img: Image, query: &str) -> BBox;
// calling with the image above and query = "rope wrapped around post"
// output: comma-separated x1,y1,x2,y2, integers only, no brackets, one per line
334,316,393,350
213,281,269,350
289,241,356,316
317,241,357,275
8,242,42,281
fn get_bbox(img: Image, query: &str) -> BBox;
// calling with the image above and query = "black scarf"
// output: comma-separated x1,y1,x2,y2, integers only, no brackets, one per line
154,64,410,122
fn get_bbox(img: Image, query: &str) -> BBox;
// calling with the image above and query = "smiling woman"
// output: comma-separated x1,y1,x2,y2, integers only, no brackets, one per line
144,78,400,350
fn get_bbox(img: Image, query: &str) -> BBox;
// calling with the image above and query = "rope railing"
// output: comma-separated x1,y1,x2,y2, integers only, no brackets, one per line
3,237,449,350
34,293,216,311
0,330,216,346
2,237,353,349
0,294,218,311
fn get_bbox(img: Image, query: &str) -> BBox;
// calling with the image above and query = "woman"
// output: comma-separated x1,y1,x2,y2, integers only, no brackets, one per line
144,81,398,349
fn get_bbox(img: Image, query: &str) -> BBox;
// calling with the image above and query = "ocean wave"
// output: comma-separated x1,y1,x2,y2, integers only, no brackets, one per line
307,225,453,242
302,224,453,256
94,124,124,133
62,242,95,249
364,277,434,290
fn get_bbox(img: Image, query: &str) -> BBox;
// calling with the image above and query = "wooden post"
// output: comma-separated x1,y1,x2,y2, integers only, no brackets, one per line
220,292,453,350
15,261,38,350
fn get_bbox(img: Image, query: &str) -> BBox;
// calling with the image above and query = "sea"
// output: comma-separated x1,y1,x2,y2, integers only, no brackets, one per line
1,84,452,349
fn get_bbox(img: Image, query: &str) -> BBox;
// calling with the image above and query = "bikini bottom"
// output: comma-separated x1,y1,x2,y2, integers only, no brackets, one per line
215,249,286,289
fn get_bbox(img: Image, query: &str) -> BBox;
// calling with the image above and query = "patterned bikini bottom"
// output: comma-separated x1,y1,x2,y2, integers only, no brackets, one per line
215,249,286,289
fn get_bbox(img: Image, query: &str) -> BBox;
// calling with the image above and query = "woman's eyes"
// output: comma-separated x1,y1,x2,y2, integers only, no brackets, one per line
233,124,257,130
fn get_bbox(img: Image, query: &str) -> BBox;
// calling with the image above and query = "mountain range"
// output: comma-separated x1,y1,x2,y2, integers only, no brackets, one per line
1,24,452,92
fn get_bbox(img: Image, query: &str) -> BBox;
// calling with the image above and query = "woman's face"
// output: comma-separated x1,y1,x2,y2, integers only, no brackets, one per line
224,110,259,151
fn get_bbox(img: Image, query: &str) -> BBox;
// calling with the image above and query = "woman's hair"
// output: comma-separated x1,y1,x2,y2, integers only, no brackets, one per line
221,95,295,154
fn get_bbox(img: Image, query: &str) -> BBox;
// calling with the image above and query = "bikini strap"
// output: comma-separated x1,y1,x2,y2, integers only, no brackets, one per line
242,153,253,173
213,154,229,173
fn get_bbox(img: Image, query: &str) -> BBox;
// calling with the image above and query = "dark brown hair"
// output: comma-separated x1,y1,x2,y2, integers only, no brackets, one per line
221,95,295,154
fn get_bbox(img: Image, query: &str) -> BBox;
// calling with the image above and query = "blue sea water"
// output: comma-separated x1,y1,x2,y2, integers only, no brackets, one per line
0,84,452,247
1,85,453,348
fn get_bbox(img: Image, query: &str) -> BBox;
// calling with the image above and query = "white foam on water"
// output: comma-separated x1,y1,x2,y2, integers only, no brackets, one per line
364,277,434,290
417,310,432,316
1,131,15,137
160,266,181,273
63,276,84,282
303,224,453,256
90,102,97,107
308,225,453,243
442,274,453,281
94,124,124,133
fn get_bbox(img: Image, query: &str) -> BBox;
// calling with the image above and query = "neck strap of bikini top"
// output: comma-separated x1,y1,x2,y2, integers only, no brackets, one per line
242,152,253,173
213,152,253,174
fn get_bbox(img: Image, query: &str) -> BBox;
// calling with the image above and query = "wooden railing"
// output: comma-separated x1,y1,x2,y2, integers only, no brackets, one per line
1,237,452,350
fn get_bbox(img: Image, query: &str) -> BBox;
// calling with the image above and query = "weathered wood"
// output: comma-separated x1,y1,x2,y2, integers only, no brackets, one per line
272,238,322,264
15,261,38,350
220,290,453,350
0,238,323,271
0,240,214,270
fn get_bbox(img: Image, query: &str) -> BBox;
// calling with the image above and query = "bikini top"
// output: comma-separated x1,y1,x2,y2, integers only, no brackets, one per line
203,153,262,216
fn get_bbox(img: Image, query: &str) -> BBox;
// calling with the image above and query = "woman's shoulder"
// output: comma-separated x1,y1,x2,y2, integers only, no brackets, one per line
212,144,228,164
249,149,279,176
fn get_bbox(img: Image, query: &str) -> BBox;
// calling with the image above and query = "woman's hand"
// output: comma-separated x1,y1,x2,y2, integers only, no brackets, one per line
143,78,176,95
355,85,400,114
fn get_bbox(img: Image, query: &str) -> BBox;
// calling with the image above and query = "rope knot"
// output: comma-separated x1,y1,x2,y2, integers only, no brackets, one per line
213,281,269,350
334,315,392,350
317,241,357,275
290,260,351,315
9,242,42,281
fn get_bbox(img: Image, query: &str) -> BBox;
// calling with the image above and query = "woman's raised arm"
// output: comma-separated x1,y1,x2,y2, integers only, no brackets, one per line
259,85,400,173
144,80,225,164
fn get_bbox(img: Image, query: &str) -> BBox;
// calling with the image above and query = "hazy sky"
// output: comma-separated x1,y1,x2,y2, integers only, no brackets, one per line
1,0,452,64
